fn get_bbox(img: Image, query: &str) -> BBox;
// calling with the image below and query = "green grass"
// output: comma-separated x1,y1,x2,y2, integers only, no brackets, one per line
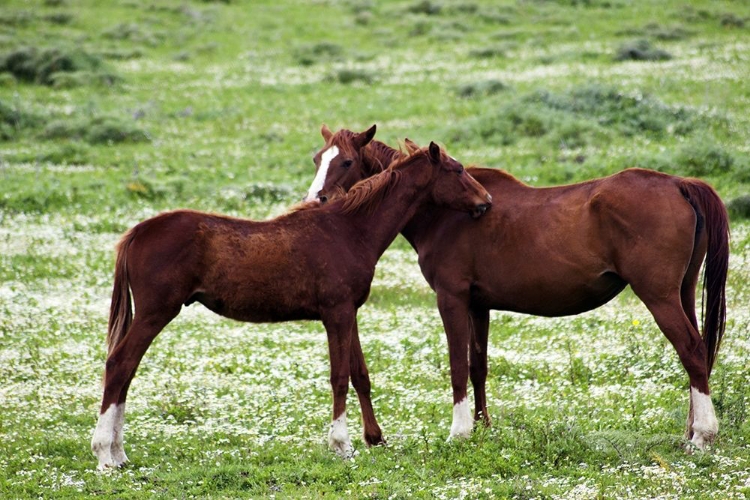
1,0,750,497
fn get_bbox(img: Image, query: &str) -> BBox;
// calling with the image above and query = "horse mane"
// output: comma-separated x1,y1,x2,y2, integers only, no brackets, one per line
363,140,405,174
339,149,425,215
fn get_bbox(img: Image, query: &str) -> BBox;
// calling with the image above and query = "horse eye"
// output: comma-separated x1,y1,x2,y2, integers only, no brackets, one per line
342,160,353,168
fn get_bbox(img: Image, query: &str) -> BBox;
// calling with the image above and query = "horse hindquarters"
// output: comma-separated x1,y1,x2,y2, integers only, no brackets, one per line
627,179,729,449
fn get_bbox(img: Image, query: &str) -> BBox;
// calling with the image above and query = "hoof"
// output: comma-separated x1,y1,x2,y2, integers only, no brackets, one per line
364,430,386,447
329,438,355,459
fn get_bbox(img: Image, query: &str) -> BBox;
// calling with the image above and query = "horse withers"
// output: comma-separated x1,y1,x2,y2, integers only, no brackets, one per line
91,140,492,469
307,125,729,450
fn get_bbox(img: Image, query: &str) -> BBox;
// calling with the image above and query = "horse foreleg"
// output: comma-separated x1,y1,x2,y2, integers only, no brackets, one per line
322,306,356,457
92,310,177,469
349,320,385,446
437,291,473,440
469,305,491,427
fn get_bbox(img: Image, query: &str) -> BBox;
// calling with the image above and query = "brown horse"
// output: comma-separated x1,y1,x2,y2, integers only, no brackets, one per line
307,125,729,450
91,141,492,469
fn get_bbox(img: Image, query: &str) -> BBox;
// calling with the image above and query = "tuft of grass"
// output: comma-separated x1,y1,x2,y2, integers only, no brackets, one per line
727,195,750,221
447,85,698,149
469,45,507,58
43,12,73,25
328,68,375,85
614,39,672,61
617,23,693,41
294,42,344,66
41,116,150,145
456,79,508,98
0,46,115,86
407,0,442,15
720,13,745,28
0,99,44,140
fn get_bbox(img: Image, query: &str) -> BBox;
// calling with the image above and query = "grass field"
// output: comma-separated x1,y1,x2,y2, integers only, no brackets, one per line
1,0,750,498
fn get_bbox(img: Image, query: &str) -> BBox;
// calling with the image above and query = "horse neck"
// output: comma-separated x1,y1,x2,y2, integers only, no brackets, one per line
345,160,432,261
362,141,404,175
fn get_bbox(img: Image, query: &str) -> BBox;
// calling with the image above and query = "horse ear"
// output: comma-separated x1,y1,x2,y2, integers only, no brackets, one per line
403,138,420,154
355,124,377,149
428,141,442,164
321,124,333,141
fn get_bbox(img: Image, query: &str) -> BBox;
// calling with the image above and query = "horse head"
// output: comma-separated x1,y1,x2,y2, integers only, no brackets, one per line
415,140,492,219
304,124,377,203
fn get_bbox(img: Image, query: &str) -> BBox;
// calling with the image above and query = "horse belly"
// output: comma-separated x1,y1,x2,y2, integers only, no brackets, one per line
477,271,626,317
191,286,319,323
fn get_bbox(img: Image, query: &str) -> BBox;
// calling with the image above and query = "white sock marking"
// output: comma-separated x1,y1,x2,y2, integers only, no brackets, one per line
449,397,473,439
690,387,718,449
91,403,119,470
110,403,128,465
305,145,339,201
328,411,353,458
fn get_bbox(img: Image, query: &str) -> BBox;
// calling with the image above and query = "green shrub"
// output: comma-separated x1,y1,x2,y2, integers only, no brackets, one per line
294,42,343,66
456,79,507,98
614,39,672,61
0,46,115,86
447,85,698,149
0,99,44,140
42,116,150,144
727,195,750,220
407,1,442,15
329,68,374,85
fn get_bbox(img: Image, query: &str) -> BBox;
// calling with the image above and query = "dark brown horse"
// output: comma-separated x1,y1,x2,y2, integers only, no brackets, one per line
307,125,729,450
91,142,492,469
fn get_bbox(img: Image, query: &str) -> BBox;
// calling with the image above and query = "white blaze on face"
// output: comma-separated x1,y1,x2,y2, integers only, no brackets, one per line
690,387,718,448
305,145,339,201
449,397,473,439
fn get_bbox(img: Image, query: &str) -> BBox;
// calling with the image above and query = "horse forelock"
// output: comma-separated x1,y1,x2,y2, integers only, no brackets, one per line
330,129,360,158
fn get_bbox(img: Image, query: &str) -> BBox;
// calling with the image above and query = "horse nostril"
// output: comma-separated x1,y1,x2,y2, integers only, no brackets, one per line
319,195,328,203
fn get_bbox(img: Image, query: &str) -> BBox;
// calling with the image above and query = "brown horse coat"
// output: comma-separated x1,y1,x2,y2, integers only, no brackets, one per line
309,126,728,450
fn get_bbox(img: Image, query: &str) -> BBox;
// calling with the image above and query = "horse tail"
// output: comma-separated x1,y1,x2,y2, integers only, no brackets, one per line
106,229,136,356
679,179,730,378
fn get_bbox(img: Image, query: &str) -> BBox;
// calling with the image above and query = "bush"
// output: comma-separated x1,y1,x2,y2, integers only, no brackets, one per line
328,68,374,85
614,39,672,61
0,99,44,140
294,42,343,66
456,79,507,98
0,46,115,86
447,85,698,149
42,116,150,144
727,195,750,220
673,141,734,177
407,1,442,15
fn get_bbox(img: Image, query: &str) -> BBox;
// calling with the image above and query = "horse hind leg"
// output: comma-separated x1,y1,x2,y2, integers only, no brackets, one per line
680,244,706,443
639,293,717,449
91,307,179,469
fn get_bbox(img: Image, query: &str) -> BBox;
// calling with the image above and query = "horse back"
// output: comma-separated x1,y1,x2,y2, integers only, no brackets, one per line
408,168,700,316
